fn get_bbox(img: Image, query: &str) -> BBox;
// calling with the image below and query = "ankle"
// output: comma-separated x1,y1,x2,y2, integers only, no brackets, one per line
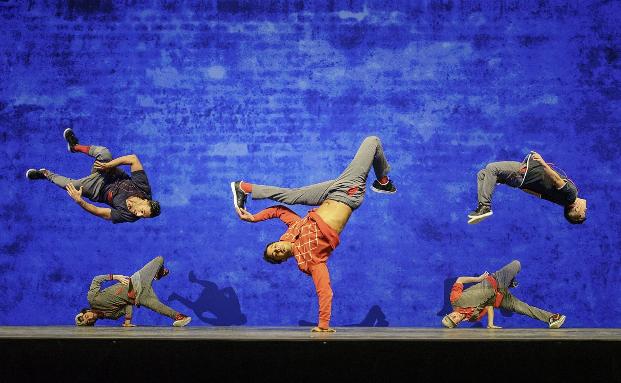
240,181,252,194
378,176,389,185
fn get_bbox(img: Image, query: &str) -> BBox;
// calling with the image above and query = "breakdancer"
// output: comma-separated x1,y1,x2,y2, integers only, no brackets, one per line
75,256,191,327
26,128,160,223
230,136,396,332
468,151,586,224
441,260,566,329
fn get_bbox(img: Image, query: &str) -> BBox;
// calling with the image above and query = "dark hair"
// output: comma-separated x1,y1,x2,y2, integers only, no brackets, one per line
263,241,284,264
77,308,96,326
149,200,161,218
564,205,586,225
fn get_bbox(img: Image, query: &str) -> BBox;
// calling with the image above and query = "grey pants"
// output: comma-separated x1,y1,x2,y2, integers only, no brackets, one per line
130,256,177,319
46,145,118,201
484,260,554,323
476,161,525,207
252,136,391,210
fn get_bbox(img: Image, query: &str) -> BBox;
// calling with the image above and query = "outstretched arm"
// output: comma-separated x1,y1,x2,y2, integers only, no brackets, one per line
486,306,501,329
310,264,335,333
236,205,301,225
94,154,144,172
455,271,489,285
530,152,566,189
66,184,112,220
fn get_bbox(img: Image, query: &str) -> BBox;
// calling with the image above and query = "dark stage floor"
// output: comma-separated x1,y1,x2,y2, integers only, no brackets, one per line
2,327,620,381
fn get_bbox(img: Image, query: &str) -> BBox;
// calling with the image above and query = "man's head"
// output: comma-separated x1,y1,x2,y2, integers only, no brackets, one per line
441,311,465,329
263,241,294,264
126,196,161,218
564,197,587,224
75,308,98,326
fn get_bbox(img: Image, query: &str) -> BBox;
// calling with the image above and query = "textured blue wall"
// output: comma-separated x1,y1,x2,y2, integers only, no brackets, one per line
1,0,620,327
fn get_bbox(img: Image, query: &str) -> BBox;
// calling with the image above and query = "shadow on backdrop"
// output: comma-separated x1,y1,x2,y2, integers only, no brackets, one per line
298,305,389,327
168,271,247,326
437,277,514,327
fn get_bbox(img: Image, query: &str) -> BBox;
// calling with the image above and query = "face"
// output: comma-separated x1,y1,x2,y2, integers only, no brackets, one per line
571,198,587,221
126,197,152,217
447,311,465,327
82,311,98,325
266,241,293,262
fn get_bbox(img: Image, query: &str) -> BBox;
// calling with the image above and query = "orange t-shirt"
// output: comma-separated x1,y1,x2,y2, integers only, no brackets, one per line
254,205,340,329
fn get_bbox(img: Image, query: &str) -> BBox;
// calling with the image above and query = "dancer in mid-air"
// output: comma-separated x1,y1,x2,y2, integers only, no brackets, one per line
75,256,191,327
468,151,586,224
441,260,566,329
231,136,396,332
26,128,160,223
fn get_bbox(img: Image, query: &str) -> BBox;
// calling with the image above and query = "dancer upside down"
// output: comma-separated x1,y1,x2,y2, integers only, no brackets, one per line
442,260,566,329
26,128,160,223
231,136,396,332
75,256,191,327
468,151,586,224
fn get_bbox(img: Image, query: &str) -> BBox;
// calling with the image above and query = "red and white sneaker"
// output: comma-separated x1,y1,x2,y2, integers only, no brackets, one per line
173,314,191,327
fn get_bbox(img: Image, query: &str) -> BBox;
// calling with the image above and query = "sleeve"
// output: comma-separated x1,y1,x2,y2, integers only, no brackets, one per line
110,208,139,224
130,170,152,196
449,283,463,304
87,274,113,302
253,205,301,226
541,179,578,206
309,263,333,329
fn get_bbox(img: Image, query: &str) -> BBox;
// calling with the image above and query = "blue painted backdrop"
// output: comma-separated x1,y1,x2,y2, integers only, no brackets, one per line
1,0,620,327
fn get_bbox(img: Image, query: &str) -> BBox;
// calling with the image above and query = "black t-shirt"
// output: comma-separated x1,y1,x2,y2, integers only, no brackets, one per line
520,157,577,207
101,170,152,224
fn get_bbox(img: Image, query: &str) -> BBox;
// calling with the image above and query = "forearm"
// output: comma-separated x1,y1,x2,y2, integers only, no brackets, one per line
106,154,137,168
75,199,112,220
542,164,566,189
486,306,494,327
455,276,483,284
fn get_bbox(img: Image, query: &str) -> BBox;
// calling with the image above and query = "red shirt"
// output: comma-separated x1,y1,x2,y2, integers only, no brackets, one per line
254,205,340,329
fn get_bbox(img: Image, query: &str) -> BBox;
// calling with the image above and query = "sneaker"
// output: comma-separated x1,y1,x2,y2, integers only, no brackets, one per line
467,203,493,224
549,314,566,329
63,128,79,153
371,179,397,194
173,314,192,327
26,168,49,180
230,181,248,210
154,266,169,280
509,279,519,289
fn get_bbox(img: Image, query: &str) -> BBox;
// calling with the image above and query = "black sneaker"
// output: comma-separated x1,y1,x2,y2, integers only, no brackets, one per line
63,128,79,153
154,266,169,280
230,181,248,210
509,279,519,289
467,203,493,224
549,314,566,329
26,168,48,180
371,179,397,194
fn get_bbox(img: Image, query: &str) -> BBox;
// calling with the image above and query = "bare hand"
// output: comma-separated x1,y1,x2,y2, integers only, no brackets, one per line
478,271,489,282
65,183,83,203
122,322,136,327
114,275,130,286
236,207,255,222
487,325,502,329
530,151,547,166
93,160,113,172
311,326,336,333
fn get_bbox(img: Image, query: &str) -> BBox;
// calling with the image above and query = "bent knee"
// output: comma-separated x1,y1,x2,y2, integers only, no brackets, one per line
511,260,521,271
363,136,381,145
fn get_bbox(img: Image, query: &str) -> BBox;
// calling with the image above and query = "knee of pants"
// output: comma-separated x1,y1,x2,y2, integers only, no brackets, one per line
510,260,521,272
363,136,380,146
93,147,113,161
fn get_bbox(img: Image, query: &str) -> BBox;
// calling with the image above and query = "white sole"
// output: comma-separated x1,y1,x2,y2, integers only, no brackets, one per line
549,316,566,329
173,317,192,327
467,212,493,224
230,182,239,208
371,186,396,194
